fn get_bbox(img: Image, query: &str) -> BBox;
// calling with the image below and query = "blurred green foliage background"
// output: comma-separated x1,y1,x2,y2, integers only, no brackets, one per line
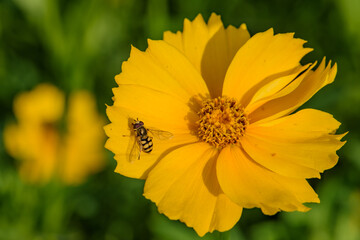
0,0,359,239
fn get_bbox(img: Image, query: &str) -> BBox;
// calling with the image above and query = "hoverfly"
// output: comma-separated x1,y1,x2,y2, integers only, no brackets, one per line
126,119,173,162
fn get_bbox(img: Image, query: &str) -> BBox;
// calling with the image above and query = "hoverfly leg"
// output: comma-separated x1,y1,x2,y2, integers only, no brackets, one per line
138,143,143,160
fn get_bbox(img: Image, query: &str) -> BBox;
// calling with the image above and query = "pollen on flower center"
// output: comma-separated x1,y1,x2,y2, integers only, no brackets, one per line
197,96,249,149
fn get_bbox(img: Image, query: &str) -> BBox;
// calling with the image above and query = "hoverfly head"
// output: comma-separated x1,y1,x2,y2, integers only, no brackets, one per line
133,120,144,130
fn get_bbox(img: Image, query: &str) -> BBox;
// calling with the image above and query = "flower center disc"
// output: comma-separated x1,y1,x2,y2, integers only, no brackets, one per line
197,96,248,149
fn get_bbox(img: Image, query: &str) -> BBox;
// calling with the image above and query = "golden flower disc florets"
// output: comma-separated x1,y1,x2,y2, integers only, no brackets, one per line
197,96,248,149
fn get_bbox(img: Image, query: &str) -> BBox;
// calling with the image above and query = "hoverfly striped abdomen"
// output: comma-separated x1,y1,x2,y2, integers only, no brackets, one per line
133,121,153,153
128,118,173,162
140,136,153,153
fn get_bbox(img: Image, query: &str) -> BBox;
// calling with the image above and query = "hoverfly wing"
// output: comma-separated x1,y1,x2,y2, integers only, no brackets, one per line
128,134,142,162
147,129,173,140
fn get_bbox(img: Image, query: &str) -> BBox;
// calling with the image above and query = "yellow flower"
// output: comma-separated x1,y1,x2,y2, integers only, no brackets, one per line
61,91,106,185
105,13,346,236
4,84,105,185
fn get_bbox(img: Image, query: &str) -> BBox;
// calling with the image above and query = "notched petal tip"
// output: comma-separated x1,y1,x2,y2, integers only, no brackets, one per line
114,73,121,84
336,132,348,147
303,47,314,55
104,137,114,151
184,13,205,27
287,32,296,38
146,38,154,46
209,12,220,17
240,23,247,30
208,12,222,26
328,61,338,83
195,13,205,21
267,27,274,35
129,44,137,53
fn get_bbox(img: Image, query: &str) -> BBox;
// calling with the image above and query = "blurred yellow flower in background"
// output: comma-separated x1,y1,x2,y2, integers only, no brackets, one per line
4,84,105,185
105,13,346,236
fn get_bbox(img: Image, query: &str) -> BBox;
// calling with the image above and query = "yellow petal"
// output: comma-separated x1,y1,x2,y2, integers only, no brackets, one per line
144,143,242,236
245,63,313,112
14,83,64,123
4,84,64,183
115,40,208,102
164,13,250,98
112,84,198,133
163,30,182,50
226,24,250,62
200,16,250,97
223,29,312,107
10,123,59,183
3,123,20,159
217,146,319,215
241,135,321,179
249,58,337,123
105,106,198,179
243,109,345,175
61,91,106,185
182,14,217,71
